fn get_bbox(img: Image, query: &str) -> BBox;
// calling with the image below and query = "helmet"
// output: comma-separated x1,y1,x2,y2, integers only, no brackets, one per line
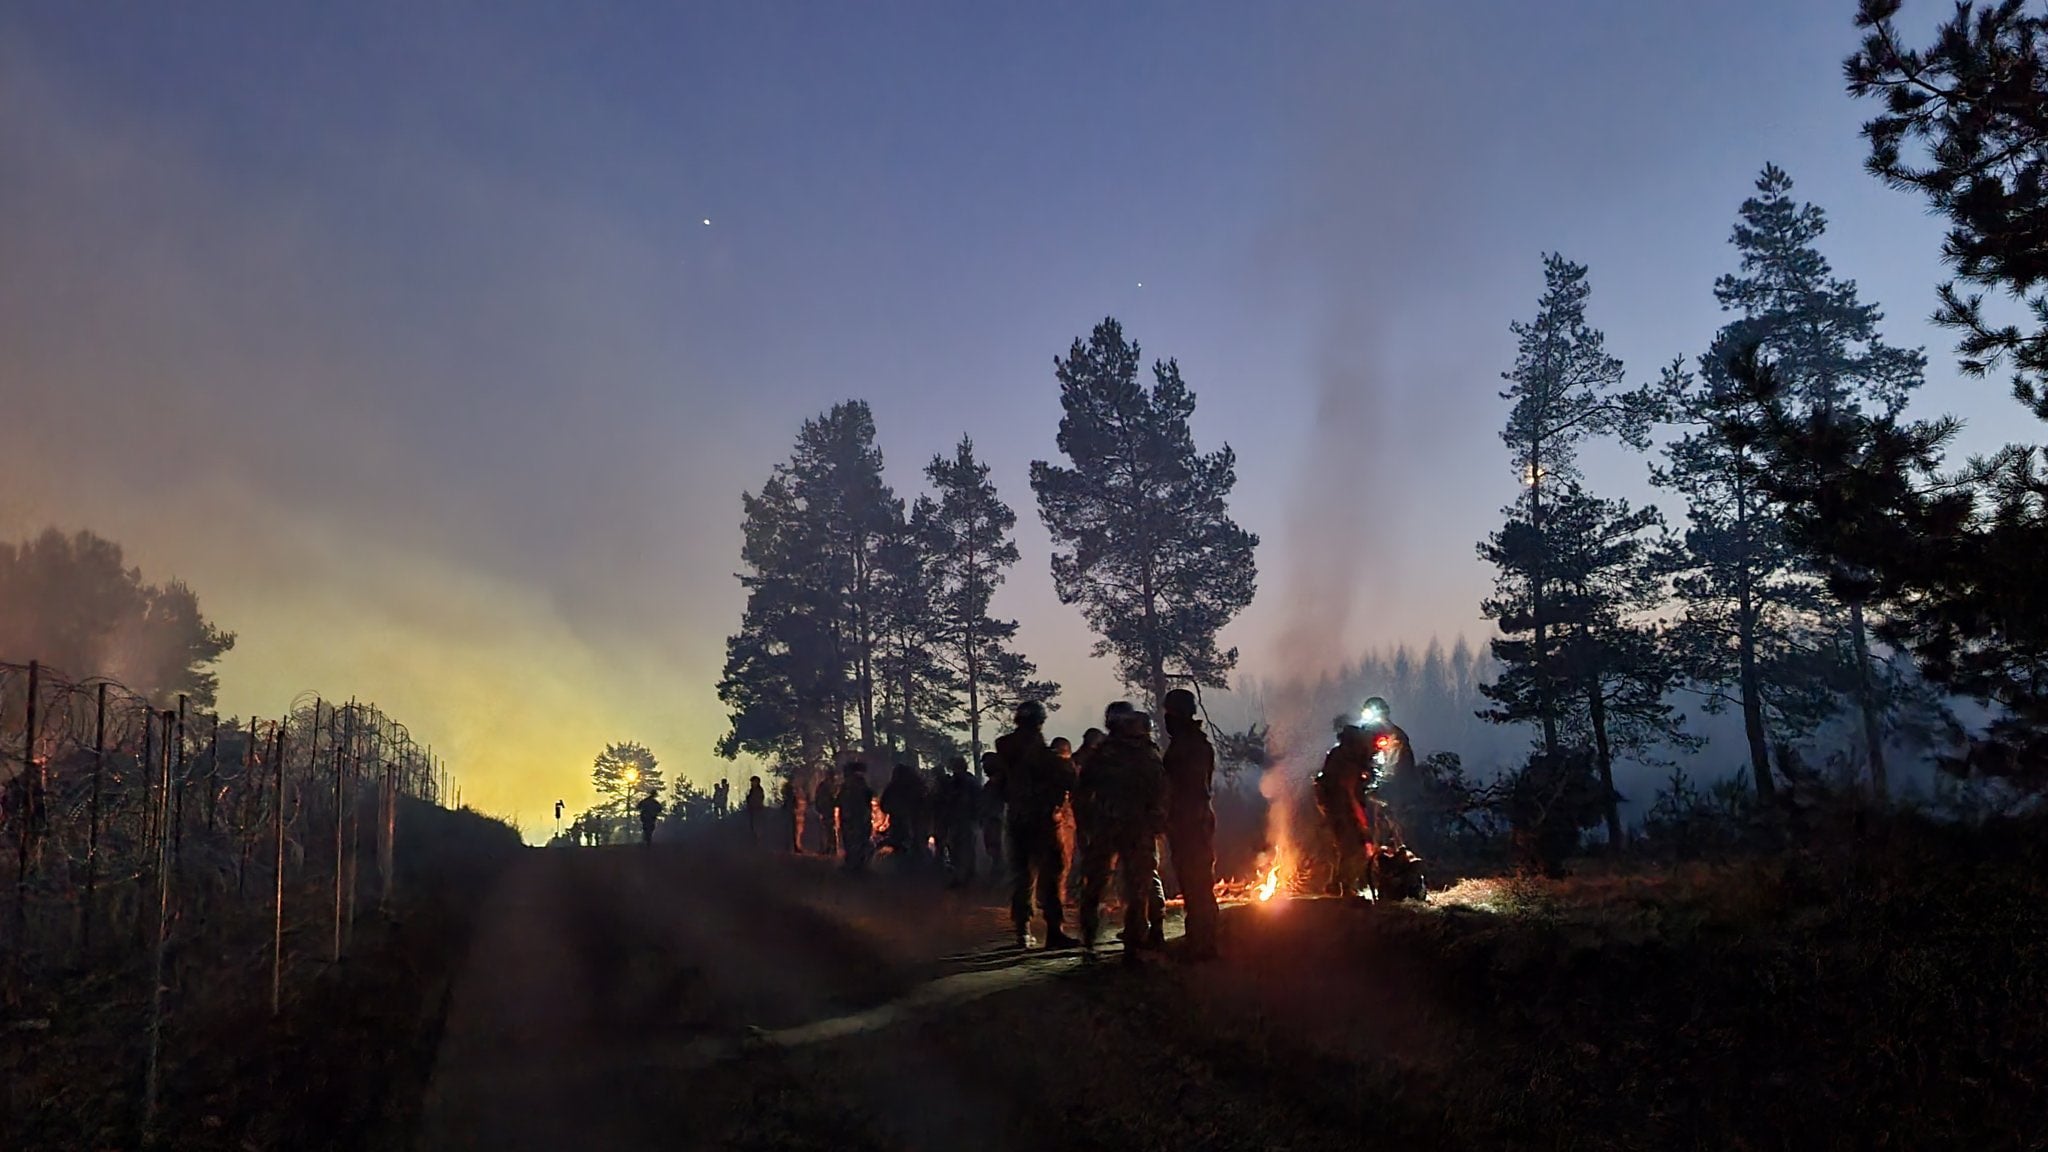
1014,700,1048,727
1162,688,1197,718
1360,696,1391,725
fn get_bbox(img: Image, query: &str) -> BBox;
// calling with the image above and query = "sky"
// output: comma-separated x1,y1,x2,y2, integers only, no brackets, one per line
0,1,2007,832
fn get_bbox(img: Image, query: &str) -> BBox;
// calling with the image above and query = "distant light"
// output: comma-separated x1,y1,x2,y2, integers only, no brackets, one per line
702,218,712,226
1137,281,1144,288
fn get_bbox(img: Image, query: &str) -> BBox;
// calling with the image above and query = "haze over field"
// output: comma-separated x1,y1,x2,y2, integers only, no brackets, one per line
0,2,1999,823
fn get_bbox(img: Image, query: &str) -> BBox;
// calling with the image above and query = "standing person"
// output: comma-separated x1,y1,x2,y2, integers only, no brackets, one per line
1068,729,1106,903
637,790,662,846
838,762,875,871
713,777,731,817
978,752,1006,883
1315,723,1374,894
1051,738,1079,898
812,768,840,856
780,777,803,853
879,763,929,864
1075,702,1169,966
941,757,982,886
744,775,766,845
996,701,1078,950
1162,688,1220,961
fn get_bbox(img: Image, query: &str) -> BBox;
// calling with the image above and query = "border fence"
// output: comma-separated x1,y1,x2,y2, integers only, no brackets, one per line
0,658,459,1136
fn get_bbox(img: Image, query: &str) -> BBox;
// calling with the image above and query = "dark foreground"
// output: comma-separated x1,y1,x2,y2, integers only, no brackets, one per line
415,823,2047,1152
12,819,2045,1150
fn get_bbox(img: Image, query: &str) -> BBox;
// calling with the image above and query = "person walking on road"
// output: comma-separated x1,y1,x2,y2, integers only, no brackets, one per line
744,776,766,845
838,762,875,872
996,700,1079,950
637,790,662,846
1076,702,1168,966
1162,688,1220,961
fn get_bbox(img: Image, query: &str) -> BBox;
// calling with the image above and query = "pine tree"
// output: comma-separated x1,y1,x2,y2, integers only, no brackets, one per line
1484,255,1656,758
1828,0,2048,782
871,512,957,765
916,436,1059,763
1030,318,1259,709
717,402,900,772
592,742,662,826
1483,482,1690,845
1710,164,1927,797
1655,352,1842,805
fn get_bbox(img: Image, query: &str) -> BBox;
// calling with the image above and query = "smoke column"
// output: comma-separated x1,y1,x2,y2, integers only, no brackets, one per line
1259,324,1392,887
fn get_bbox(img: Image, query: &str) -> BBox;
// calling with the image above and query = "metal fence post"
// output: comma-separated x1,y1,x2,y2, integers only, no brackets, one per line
10,660,38,967
82,681,106,951
172,695,187,865
143,709,175,1136
271,714,292,1017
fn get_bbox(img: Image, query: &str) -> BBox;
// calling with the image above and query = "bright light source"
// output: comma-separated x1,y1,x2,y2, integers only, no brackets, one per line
702,218,712,226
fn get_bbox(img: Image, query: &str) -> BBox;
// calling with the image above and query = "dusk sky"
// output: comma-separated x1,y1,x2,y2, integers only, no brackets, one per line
0,2,2002,830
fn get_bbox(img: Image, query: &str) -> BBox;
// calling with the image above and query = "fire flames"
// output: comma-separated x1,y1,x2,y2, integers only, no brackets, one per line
1256,861,1281,902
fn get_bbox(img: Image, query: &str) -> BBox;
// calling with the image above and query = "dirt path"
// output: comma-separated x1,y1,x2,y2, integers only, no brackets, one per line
415,842,1468,1152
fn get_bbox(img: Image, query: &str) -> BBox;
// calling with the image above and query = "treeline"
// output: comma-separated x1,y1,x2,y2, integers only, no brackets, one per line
718,319,1259,780
0,528,234,709
1474,0,2048,841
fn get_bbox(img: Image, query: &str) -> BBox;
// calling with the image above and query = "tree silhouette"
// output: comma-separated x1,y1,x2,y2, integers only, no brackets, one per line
1030,318,1259,709
0,527,235,707
917,435,1057,762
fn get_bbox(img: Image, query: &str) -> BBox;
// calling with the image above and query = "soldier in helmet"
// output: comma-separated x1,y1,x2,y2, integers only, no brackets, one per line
995,700,1079,949
1315,720,1375,895
1316,696,1417,895
1161,688,1219,960
1356,696,1416,780
1076,701,1169,965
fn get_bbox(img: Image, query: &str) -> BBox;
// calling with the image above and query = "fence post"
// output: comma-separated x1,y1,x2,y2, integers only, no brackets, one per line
237,718,255,897
205,716,220,833
10,660,37,967
332,702,351,963
143,709,175,1138
172,695,187,865
271,713,292,1018
83,681,106,951
344,714,361,948
380,759,396,912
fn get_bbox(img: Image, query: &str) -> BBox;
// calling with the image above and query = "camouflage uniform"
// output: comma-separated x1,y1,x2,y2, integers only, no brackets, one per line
812,774,839,855
1315,732,1374,894
1076,731,1168,954
837,769,875,871
1163,713,1219,954
996,727,1076,941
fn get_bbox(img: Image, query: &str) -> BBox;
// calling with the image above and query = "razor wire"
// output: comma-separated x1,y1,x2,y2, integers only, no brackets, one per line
0,657,463,1134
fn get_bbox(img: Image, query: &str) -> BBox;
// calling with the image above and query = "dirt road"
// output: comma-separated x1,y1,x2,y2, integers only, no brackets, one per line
414,841,1464,1152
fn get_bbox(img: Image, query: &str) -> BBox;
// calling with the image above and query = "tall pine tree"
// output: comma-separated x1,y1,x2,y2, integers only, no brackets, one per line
917,436,1058,763
717,402,900,775
1710,164,1926,797
1821,0,2048,782
1030,318,1259,709
1483,482,1690,845
1482,255,1657,760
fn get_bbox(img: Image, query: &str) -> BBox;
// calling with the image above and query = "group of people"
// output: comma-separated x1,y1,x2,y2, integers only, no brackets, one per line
755,690,1220,963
